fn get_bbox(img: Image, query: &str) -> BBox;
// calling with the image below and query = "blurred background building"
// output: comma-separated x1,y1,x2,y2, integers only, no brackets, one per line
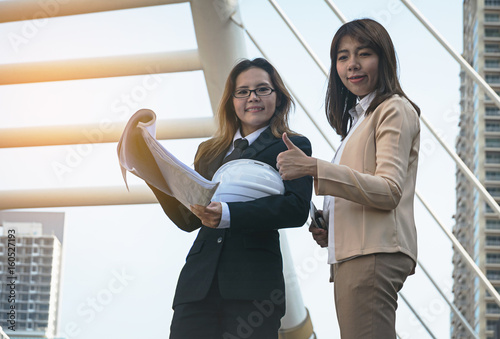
0,212,64,339
0,0,468,338
454,0,500,338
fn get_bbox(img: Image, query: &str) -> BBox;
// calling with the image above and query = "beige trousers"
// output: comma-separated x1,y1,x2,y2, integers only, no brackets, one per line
333,253,414,339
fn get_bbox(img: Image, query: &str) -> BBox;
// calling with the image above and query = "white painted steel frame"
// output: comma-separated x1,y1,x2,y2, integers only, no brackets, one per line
418,260,479,339
400,292,438,339
0,0,188,23
190,0,247,114
0,186,157,209
0,117,216,148
0,49,201,85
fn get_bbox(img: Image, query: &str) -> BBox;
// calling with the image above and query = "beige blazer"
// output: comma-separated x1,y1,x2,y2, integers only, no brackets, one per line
315,95,420,272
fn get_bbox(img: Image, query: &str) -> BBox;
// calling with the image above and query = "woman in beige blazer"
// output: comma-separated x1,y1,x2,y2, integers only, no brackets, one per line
276,19,420,338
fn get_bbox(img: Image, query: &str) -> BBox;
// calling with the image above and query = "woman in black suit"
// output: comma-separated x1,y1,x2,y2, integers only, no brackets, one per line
148,58,312,339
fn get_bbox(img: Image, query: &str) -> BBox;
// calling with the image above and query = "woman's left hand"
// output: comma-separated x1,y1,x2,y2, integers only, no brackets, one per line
190,202,222,228
277,132,317,180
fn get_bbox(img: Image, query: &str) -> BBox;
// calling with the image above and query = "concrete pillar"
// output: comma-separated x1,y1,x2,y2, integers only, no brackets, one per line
279,230,316,339
190,0,247,114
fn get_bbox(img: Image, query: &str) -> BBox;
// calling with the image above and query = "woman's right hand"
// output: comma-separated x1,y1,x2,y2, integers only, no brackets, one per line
309,210,328,247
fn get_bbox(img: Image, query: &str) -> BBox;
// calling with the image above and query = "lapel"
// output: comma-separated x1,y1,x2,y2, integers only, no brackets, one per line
203,127,279,180
240,127,278,159
205,151,226,180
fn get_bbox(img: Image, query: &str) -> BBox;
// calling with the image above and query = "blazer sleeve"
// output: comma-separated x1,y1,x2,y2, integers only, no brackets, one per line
147,184,202,232
315,97,420,210
227,136,313,233
146,145,205,232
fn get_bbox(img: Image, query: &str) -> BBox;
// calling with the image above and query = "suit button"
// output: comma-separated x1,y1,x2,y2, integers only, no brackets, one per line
217,237,223,244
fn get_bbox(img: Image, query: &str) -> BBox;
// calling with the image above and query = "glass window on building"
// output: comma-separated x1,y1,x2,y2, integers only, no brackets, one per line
487,121,500,132
486,28,500,37
487,74,500,83
43,237,54,246
486,203,495,213
486,235,500,246
487,269,500,280
487,188,500,198
38,304,49,311
486,139,500,148
487,219,500,229
486,170,500,180
487,302,500,314
486,43,500,53
488,319,499,336
487,106,500,116
486,0,500,7
486,59,500,68
486,152,500,163
486,13,500,22
487,253,500,264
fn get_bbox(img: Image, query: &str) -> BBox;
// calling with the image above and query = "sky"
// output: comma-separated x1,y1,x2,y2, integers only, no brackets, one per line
0,0,463,338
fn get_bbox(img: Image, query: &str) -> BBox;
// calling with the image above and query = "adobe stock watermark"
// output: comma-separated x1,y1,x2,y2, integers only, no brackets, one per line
222,289,285,339
58,268,135,339
8,0,70,53
110,66,166,120
356,0,404,27
50,67,166,182
220,244,327,338
293,245,329,282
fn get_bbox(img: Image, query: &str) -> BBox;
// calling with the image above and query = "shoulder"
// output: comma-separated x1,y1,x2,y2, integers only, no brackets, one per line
371,95,420,135
194,138,217,172
376,95,418,116
373,95,419,124
197,138,213,149
289,134,310,145
194,140,206,160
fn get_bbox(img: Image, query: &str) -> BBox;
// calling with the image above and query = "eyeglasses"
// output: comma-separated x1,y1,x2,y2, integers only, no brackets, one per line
233,87,275,98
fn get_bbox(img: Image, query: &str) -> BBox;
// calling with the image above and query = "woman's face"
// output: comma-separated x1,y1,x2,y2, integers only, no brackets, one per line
233,67,277,137
336,35,379,99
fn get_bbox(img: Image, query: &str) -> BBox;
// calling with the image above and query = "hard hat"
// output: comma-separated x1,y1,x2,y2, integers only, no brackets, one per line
211,159,285,203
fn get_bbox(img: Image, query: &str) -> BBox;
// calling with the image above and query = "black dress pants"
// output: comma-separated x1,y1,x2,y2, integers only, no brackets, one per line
170,276,284,339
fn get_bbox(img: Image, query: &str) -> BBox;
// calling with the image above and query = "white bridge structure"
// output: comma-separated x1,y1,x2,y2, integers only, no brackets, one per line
0,1,486,338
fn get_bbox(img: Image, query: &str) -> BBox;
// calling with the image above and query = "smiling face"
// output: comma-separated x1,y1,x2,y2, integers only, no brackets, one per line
336,35,379,99
233,67,277,137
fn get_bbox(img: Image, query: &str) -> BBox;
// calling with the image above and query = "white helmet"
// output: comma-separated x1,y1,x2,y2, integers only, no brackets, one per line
211,159,285,203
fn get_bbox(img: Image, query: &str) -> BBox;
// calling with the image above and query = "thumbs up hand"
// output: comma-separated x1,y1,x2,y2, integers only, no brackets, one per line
282,131,300,151
277,133,317,180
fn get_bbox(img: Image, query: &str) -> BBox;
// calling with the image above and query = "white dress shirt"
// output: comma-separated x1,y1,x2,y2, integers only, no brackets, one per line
324,92,376,263
217,125,269,229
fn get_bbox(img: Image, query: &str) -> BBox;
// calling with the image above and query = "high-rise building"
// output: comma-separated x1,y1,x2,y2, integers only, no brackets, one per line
454,0,500,338
0,212,64,339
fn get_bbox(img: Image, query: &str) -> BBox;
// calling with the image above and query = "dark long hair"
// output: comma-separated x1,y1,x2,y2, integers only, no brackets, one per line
195,58,296,166
326,18,420,139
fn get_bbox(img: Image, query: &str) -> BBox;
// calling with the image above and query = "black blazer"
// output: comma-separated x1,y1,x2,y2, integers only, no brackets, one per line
149,127,313,307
